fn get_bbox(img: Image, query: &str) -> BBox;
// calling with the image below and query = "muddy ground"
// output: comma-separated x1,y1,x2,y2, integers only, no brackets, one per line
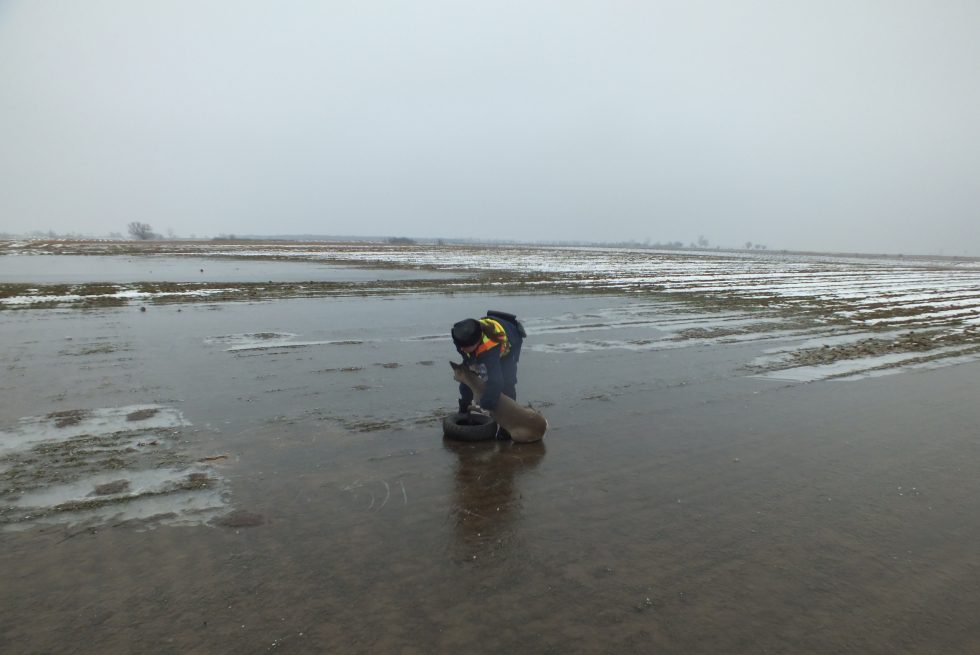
2,265,980,653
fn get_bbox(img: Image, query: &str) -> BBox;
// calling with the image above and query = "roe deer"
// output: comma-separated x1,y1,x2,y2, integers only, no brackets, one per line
450,361,548,442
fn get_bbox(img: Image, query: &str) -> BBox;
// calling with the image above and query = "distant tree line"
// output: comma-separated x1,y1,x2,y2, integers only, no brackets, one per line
3,227,773,252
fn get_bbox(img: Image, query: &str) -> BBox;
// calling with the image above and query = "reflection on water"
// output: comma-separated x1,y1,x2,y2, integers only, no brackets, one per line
0,254,458,284
444,440,546,554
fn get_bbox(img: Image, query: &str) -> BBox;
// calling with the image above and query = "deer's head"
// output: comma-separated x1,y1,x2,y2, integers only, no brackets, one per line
449,360,468,383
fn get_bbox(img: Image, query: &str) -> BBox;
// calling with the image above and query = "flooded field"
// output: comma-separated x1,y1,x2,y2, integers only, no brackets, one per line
5,239,980,381
3,242,980,653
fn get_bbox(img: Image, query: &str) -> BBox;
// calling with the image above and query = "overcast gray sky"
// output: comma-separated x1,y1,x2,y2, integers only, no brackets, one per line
1,1,978,254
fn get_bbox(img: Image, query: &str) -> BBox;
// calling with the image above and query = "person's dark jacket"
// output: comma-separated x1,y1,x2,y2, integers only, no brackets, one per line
456,318,522,412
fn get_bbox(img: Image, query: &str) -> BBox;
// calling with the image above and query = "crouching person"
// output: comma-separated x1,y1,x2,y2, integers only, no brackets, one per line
451,311,526,440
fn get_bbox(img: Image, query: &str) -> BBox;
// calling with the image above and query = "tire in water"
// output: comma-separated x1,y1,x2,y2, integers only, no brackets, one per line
442,412,498,441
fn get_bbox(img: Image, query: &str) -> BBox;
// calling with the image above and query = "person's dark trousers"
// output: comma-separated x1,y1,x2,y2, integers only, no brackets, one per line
495,320,523,440
500,320,523,401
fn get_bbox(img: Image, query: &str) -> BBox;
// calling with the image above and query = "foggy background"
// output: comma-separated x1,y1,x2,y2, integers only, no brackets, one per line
1,1,978,255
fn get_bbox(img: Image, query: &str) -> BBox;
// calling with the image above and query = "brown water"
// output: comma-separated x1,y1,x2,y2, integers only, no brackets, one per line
3,294,980,654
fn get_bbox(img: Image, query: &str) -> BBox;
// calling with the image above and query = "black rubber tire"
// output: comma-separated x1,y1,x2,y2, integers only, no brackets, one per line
442,412,498,441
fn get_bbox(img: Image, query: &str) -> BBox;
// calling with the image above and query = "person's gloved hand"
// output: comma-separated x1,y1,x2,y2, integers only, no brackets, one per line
468,403,491,417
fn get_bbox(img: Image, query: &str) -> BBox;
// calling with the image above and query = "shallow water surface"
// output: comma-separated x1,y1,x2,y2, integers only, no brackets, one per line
2,294,980,653
0,254,456,284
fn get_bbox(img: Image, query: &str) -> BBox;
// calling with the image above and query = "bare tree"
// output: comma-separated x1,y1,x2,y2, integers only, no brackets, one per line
127,222,155,240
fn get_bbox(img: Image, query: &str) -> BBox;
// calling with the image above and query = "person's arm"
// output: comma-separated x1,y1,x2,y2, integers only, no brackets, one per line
476,348,504,410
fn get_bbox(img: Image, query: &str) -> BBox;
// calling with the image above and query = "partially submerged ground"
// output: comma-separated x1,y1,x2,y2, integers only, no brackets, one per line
0,404,235,533
3,289,980,653
4,238,978,379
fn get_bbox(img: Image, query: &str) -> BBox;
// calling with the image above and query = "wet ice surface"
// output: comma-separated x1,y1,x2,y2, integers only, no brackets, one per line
0,404,231,532
3,263,980,651
0,404,187,455
755,347,980,382
9,469,227,532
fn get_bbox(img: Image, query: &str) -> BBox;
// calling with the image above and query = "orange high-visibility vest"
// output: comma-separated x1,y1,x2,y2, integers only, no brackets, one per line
473,317,511,358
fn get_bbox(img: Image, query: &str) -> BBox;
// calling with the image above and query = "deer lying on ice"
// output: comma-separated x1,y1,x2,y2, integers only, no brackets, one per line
450,361,548,442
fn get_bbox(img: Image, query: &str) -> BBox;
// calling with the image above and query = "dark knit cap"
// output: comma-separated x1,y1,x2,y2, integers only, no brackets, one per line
451,318,482,348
